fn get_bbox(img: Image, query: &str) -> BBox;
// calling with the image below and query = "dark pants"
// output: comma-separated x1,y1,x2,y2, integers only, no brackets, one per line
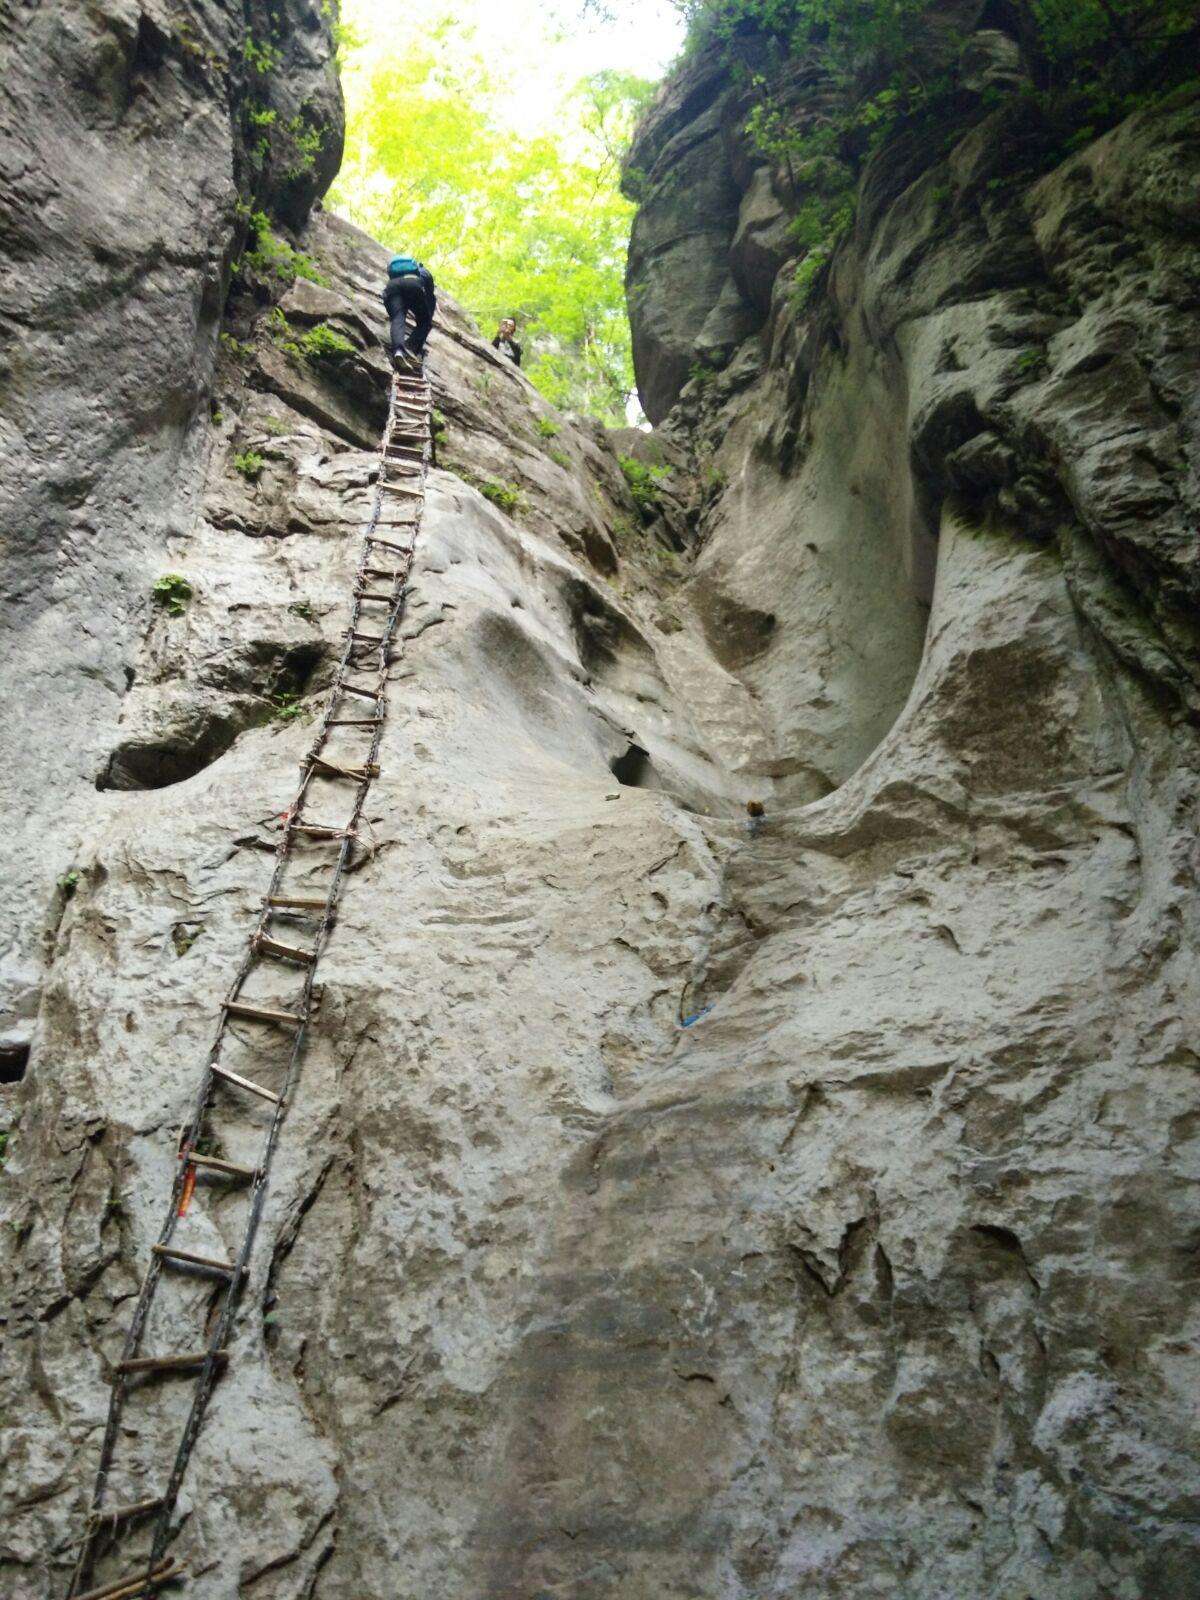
388,278,433,359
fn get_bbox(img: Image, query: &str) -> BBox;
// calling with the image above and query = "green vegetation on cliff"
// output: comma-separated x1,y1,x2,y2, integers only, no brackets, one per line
332,7,655,423
666,0,1198,303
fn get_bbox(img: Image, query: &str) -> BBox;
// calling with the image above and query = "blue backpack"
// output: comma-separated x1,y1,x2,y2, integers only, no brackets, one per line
388,255,420,278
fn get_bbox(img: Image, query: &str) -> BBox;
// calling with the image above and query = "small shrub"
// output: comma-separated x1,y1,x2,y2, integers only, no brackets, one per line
247,104,276,128
479,479,523,514
236,212,329,287
243,36,281,74
792,247,831,309
271,691,306,722
153,573,193,616
299,322,354,360
59,869,80,898
283,115,326,180
289,600,316,622
270,316,354,364
619,454,669,518
549,448,570,468
687,360,716,388
233,449,265,480
535,416,560,438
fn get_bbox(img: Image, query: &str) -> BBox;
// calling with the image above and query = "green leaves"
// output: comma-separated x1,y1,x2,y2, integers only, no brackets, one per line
236,214,329,287
331,23,652,422
152,573,194,615
266,311,356,364
619,454,670,517
478,479,524,513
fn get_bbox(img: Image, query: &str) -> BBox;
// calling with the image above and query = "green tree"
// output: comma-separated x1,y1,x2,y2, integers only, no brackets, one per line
331,21,653,423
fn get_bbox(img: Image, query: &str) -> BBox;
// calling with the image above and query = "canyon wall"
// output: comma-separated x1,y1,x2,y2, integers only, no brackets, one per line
2,4,1199,1599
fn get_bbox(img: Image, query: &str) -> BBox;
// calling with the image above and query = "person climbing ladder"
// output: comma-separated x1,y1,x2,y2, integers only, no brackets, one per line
383,253,436,372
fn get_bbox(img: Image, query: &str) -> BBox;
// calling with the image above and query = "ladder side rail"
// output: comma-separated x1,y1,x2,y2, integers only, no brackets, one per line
67,373,430,1597
144,376,429,1574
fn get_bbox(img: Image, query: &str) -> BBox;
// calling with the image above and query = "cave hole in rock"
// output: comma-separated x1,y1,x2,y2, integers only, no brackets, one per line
97,718,242,792
0,1044,30,1083
96,642,326,793
610,741,654,789
269,641,324,701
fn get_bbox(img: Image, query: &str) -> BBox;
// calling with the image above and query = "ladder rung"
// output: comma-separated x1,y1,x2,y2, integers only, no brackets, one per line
348,631,388,644
183,1151,259,1180
269,896,332,913
362,566,404,580
326,718,382,728
381,484,424,498
338,682,383,701
356,591,398,603
71,1556,182,1600
115,1350,222,1376
289,821,350,840
152,1243,242,1276
212,1065,283,1104
309,756,379,782
367,536,411,553
223,1001,305,1029
253,933,316,966
88,1496,165,1527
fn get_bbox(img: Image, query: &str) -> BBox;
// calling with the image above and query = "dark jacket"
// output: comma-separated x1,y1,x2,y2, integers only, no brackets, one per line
383,264,436,319
492,333,522,367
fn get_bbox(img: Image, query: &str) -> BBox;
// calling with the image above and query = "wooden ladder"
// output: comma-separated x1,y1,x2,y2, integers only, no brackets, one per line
62,368,434,1599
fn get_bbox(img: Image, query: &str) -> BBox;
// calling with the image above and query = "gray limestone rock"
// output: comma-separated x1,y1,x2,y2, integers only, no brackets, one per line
2,9,1200,1600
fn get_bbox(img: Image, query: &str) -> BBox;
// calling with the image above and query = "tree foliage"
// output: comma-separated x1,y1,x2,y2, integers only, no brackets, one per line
331,17,654,423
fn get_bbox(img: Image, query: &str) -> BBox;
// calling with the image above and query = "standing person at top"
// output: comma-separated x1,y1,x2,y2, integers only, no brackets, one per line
492,317,522,367
382,254,436,372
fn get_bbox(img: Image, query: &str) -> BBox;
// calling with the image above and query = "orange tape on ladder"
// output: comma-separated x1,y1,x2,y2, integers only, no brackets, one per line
178,1163,197,1219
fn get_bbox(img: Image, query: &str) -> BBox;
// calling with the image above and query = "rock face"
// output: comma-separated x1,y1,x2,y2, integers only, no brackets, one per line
0,0,343,1060
2,9,1200,1600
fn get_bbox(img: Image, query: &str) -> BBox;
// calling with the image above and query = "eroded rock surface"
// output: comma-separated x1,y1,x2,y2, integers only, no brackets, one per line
0,0,343,1055
2,7,1199,1600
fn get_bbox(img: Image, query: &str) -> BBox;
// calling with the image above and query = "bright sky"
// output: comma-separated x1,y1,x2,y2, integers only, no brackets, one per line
341,0,685,134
